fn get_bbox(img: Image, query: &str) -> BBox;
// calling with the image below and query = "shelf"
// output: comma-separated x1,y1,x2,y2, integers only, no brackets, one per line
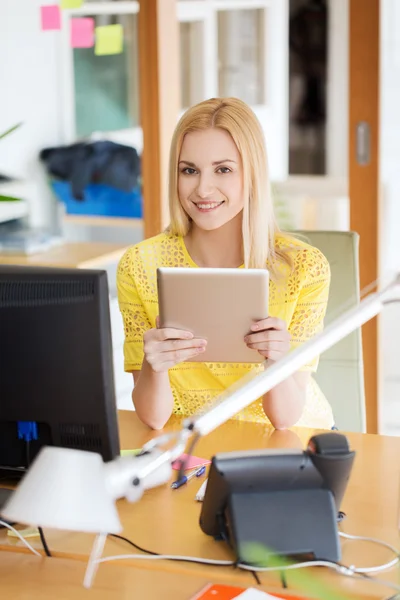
63,214,143,228
0,241,129,269
0,200,29,224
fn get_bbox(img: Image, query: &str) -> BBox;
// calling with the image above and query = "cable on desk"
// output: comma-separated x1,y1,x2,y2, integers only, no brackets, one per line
110,531,262,587
0,519,41,557
338,531,399,573
110,534,263,586
239,560,400,594
251,570,261,586
109,533,159,556
102,531,400,596
280,569,288,589
98,552,236,566
23,437,52,558
92,552,400,594
38,526,51,557
108,534,236,568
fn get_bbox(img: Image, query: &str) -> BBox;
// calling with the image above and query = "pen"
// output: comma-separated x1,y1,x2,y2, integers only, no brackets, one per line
171,465,206,489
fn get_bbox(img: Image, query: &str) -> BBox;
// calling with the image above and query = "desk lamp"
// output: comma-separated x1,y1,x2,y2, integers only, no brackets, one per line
2,274,400,587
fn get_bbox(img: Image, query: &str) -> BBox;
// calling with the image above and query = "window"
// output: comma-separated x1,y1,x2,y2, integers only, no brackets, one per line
60,1,141,149
177,0,287,179
180,20,205,109
61,1,287,179
73,14,139,137
217,9,265,105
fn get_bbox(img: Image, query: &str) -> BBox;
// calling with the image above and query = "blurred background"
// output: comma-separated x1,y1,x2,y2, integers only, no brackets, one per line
0,0,398,436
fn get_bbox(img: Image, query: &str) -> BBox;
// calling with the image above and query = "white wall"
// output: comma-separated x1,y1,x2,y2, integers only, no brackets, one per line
378,0,400,434
380,0,400,391
380,0,400,274
0,0,62,228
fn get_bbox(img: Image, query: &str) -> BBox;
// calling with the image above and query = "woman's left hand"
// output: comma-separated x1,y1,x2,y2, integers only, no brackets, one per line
244,317,291,362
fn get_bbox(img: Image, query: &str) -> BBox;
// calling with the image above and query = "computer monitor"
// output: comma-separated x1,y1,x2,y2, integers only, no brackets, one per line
0,265,120,477
199,434,355,563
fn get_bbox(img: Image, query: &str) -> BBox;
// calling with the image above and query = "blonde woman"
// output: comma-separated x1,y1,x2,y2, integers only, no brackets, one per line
117,97,334,431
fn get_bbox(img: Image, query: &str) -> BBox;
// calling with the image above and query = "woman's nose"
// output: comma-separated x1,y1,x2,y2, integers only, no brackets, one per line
196,174,215,198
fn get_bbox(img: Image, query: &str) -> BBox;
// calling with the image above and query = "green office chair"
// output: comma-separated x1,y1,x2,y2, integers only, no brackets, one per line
295,231,366,432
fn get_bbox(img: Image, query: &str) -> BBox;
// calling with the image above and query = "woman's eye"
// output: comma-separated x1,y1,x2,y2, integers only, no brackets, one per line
181,167,197,175
217,167,231,174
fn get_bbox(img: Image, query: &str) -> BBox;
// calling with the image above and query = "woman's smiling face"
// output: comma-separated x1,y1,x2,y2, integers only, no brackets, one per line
178,128,244,232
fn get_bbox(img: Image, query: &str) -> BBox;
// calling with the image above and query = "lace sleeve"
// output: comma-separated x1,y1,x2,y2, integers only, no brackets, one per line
117,249,151,372
288,247,331,372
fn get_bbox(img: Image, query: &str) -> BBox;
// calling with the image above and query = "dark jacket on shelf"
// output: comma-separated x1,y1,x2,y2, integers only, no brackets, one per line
40,140,141,200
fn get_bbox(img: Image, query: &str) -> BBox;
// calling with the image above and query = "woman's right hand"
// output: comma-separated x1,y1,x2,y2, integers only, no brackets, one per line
143,318,207,372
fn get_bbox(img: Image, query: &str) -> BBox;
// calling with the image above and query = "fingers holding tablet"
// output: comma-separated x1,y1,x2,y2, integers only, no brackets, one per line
244,317,291,361
143,325,208,372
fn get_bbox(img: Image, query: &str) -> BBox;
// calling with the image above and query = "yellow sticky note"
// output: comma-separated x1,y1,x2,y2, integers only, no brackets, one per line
120,449,141,457
7,527,40,539
60,0,83,9
95,24,124,56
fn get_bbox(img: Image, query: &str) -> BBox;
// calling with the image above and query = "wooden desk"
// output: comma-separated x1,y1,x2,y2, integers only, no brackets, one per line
0,242,128,269
0,412,399,599
0,551,264,600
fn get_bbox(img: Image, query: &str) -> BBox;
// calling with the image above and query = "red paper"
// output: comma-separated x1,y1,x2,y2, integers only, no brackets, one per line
70,17,95,48
40,5,61,31
190,584,245,599
171,453,211,471
190,584,312,600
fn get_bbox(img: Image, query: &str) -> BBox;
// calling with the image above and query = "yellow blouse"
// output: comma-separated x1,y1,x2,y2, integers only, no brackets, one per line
117,231,334,429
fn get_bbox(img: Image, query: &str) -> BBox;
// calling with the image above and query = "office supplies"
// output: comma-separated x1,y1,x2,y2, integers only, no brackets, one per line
157,267,269,362
190,583,245,599
172,453,211,471
70,18,95,49
95,24,124,56
191,583,309,599
120,449,141,457
235,591,309,599
171,465,206,489
40,5,61,31
7,526,39,539
195,478,208,501
61,0,82,8
0,265,120,474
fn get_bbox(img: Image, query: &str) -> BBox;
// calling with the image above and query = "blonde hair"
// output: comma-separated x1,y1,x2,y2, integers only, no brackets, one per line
168,97,286,271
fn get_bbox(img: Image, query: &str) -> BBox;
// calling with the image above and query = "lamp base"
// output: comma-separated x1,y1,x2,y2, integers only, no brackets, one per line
224,488,340,564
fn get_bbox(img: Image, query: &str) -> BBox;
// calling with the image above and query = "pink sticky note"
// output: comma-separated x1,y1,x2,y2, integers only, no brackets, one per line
172,453,211,471
41,5,61,31
70,18,95,49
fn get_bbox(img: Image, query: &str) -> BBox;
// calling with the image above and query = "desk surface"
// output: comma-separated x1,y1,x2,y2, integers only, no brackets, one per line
1,412,399,599
0,551,270,600
0,242,128,269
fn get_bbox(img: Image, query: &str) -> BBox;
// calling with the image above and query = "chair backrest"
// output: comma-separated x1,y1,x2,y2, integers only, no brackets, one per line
295,231,366,432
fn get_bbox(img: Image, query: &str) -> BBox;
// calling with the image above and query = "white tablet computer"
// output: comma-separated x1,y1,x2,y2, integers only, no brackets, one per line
157,267,269,363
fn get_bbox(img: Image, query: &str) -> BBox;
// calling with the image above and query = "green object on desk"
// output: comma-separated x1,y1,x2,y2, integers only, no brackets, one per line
120,448,141,457
242,542,351,600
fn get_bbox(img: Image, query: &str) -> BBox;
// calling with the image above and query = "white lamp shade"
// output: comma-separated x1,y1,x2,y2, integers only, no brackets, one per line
1,446,122,534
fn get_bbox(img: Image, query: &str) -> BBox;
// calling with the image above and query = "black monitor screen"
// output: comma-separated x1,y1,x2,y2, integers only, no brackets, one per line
0,265,120,475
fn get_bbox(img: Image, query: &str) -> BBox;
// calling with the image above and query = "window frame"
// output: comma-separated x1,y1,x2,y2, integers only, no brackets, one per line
59,1,142,149
59,0,288,178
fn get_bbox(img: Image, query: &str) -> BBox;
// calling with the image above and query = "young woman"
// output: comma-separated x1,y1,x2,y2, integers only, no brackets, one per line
117,97,334,431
